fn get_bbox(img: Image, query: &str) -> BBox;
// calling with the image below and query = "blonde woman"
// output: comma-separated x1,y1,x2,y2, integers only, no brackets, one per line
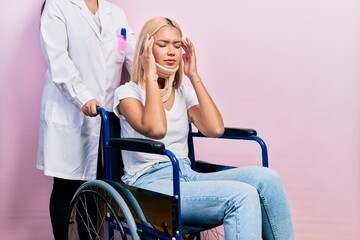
113,17,294,240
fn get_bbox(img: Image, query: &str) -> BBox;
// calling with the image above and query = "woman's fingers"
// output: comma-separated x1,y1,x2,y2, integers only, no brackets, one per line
140,34,157,79
182,37,194,52
147,36,154,55
142,34,154,57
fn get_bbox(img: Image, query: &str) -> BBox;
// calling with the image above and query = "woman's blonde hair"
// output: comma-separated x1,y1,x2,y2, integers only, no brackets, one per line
131,17,183,89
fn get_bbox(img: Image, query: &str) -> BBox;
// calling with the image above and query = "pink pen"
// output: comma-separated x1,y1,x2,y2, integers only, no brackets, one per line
118,28,126,51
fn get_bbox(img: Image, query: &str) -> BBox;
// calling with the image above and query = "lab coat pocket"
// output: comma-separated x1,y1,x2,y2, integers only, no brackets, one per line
50,91,84,127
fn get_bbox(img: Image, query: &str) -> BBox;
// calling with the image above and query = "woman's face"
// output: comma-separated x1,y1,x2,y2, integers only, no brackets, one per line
152,26,182,70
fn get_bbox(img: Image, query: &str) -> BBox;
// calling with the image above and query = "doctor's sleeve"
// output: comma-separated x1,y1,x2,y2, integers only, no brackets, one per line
40,1,93,109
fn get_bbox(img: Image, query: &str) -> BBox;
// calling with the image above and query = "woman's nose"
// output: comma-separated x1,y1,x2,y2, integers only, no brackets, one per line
167,45,175,56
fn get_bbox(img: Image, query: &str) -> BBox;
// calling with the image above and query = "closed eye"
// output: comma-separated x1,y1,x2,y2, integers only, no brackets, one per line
156,41,181,49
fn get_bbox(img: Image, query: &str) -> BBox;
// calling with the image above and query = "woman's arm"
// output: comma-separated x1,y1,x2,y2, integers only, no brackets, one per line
118,35,167,139
182,38,224,137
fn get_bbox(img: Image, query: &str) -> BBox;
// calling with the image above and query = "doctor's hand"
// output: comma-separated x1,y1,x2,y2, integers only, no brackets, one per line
141,34,158,81
82,99,102,117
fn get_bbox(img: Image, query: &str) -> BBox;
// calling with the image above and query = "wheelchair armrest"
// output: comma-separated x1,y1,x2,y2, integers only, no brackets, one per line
108,137,182,197
222,127,257,137
194,127,257,137
108,138,165,154
189,126,269,167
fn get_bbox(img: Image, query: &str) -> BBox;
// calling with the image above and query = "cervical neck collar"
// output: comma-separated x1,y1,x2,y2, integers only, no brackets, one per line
155,63,179,102
155,63,179,78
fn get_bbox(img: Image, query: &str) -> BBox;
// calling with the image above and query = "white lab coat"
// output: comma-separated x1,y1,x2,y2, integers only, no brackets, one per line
37,0,135,180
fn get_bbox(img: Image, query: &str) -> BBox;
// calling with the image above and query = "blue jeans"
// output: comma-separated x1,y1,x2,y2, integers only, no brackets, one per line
133,158,294,240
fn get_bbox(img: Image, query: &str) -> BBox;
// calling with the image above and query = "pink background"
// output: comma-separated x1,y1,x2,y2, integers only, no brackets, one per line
1,0,359,239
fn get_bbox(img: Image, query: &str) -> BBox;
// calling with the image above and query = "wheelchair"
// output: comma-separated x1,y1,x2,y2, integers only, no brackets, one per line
64,106,269,240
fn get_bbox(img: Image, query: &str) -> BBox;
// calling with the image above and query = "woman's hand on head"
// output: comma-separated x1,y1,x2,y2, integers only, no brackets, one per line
182,37,199,80
82,99,102,117
141,34,158,81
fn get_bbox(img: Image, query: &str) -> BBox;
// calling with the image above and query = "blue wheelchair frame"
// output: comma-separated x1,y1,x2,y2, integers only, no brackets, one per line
96,106,269,239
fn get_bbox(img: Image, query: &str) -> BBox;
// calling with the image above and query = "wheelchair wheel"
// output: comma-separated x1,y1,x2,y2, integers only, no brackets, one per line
65,180,140,240
182,227,224,240
200,227,224,240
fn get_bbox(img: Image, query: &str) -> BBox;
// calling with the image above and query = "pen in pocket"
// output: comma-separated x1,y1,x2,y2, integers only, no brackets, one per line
118,28,127,51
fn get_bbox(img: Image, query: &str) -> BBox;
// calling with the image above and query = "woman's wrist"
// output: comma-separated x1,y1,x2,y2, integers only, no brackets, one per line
189,73,201,84
145,73,158,83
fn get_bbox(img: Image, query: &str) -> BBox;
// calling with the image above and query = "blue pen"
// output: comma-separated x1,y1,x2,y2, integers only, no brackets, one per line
120,28,126,40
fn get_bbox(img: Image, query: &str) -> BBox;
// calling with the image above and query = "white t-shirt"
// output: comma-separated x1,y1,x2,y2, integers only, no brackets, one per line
113,81,198,185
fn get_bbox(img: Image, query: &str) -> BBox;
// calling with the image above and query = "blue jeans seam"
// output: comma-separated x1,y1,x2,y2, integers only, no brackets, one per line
259,191,278,239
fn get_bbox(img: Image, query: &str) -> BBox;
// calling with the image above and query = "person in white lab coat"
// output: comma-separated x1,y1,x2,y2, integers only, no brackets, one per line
37,0,135,238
